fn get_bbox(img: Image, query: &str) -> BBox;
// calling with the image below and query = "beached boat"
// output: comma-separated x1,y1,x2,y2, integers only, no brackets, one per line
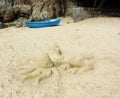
26,18,61,28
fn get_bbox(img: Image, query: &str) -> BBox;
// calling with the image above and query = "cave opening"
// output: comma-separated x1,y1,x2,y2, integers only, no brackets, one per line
76,0,120,16
77,0,120,9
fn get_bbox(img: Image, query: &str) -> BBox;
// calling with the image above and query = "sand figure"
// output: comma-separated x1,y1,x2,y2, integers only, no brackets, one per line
47,44,65,67
18,44,65,83
19,53,59,83
47,44,94,74
19,44,94,83
62,54,95,74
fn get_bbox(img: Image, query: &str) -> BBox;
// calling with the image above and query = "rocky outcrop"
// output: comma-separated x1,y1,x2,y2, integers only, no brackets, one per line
0,5,32,23
0,0,66,28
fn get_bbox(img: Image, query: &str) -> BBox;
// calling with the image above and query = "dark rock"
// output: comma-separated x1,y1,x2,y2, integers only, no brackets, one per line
0,0,66,27
15,17,28,28
0,0,13,9
3,8,15,23
29,0,66,21
0,22,3,28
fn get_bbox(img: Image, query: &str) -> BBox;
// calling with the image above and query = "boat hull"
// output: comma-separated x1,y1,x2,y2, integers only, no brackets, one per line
26,18,61,28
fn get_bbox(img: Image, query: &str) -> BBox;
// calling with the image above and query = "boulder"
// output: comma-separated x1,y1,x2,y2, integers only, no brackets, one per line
0,22,3,28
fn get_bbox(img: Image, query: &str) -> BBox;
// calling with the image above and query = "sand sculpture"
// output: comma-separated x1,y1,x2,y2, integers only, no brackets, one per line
19,44,95,83
66,55,94,74
19,53,56,83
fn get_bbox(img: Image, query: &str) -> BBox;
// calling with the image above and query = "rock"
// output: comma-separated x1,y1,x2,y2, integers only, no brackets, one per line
0,0,66,27
3,8,15,23
72,7,100,21
0,0,13,9
15,17,28,28
72,7,91,21
13,5,32,19
0,9,5,22
0,22,3,28
29,0,66,21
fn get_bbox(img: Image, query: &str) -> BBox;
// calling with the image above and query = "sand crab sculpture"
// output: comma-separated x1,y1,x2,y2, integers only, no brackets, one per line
62,54,95,74
19,53,55,83
19,44,64,83
19,44,94,83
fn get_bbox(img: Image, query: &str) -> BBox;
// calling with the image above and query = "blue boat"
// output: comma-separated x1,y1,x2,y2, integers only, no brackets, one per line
26,18,61,28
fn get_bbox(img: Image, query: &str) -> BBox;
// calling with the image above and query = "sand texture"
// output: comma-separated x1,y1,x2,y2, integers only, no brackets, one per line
0,17,120,98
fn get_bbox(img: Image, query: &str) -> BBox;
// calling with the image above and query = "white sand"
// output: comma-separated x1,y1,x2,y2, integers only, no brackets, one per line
0,17,120,98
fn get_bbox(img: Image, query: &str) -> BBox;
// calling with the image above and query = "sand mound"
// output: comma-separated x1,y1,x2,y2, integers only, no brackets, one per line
0,17,120,98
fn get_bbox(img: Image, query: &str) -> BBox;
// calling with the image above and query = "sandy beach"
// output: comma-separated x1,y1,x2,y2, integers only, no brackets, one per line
0,17,120,98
